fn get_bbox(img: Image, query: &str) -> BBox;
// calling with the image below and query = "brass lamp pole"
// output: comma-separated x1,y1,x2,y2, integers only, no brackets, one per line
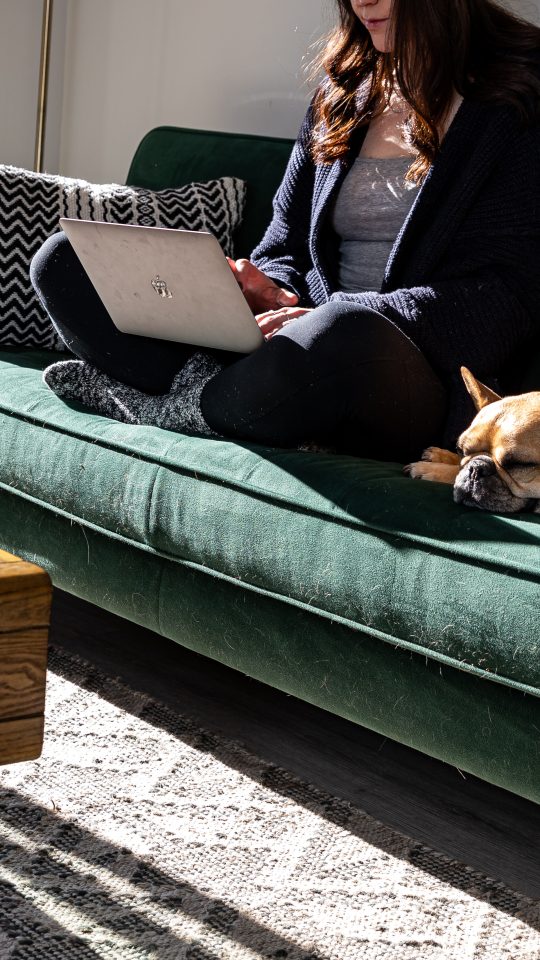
34,0,54,172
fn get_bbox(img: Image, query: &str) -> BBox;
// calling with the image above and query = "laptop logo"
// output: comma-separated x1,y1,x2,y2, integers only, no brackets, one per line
151,275,173,299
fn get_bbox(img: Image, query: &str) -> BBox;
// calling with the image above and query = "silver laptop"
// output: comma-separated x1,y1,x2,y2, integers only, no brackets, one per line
59,218,264,353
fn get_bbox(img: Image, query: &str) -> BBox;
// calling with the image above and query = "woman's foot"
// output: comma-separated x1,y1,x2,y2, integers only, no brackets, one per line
43,353,223,435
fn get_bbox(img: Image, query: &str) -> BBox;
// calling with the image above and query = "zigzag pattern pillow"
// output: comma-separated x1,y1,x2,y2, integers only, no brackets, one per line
0,165,246,350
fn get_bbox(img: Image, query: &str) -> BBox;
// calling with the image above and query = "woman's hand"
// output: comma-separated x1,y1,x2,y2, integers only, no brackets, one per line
227,258,299,314
255,306,313,339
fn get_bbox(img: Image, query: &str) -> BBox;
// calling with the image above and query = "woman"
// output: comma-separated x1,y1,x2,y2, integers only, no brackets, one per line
32,0,540,461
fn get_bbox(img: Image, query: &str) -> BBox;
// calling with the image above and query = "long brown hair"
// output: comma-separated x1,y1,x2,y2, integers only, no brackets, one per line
311,0,540,181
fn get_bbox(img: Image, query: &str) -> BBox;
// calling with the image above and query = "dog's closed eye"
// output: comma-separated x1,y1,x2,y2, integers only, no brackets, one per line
499,456,536,470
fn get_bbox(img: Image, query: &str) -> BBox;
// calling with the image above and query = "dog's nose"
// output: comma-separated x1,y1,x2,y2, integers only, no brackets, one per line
464,455,496,481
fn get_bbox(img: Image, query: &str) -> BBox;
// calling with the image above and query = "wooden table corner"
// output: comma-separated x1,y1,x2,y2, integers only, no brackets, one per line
0,549,52,765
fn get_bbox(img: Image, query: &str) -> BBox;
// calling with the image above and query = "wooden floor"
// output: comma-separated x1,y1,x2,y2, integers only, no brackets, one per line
49,588,540,900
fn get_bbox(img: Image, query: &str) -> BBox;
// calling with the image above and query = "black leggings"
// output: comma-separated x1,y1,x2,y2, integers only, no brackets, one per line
31,231,447,461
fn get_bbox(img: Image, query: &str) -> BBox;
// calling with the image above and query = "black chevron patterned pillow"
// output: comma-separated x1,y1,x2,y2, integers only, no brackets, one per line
0,165,246,350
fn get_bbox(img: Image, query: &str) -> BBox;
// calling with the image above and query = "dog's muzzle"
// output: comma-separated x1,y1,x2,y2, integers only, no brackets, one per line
454,455,534,512
460,454,496,484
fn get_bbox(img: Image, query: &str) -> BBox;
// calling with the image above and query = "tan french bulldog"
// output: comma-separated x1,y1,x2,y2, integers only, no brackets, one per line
406,367,540,513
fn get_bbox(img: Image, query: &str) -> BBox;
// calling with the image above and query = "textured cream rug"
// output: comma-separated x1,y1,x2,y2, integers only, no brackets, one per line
0,647,539,959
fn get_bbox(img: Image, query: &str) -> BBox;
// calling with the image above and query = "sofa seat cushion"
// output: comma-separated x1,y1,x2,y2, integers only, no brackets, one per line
1,349,539,700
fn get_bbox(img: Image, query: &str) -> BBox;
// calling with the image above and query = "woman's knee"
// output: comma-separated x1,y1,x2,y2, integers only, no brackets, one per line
30,229,112,357
277,300,411,360
277,299,447,454
274,303,418,392
275,299,364,352
30,231,74,300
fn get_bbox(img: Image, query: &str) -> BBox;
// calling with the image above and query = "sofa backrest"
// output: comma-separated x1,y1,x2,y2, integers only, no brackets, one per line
126,125,295,259
515,353,540,393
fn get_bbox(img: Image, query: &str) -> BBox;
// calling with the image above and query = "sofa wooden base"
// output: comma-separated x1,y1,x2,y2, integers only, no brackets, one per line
0,550,52,764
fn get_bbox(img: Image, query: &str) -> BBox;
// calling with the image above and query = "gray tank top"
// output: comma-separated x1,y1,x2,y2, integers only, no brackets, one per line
331,155,420,293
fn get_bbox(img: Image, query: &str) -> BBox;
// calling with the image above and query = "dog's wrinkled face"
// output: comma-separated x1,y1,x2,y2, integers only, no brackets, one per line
454,380,540,513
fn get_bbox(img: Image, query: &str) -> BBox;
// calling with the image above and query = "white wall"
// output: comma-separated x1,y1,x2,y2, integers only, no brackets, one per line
55,0,540,184
0,1,44,169
1,0,538,181
58,0,331,183
44,0,69,173
506,0,540,19
0,0,68,172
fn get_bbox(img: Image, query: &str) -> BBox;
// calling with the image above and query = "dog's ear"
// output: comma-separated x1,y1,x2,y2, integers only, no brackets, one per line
461,367,502,411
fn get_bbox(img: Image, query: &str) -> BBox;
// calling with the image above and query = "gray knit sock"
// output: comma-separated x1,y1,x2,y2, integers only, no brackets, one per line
42,352,223,436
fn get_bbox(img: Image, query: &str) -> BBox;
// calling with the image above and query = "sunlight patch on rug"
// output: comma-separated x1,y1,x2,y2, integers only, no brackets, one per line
0,647,538,959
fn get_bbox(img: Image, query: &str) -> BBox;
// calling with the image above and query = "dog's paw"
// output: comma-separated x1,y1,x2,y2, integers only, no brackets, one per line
420,446,461,465
404,461,461,484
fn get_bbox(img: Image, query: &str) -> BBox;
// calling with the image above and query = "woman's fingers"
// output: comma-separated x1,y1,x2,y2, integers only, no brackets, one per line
256,306,312,338
229,258,299,313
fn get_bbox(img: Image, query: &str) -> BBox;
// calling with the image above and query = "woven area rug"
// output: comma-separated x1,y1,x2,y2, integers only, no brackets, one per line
0,647,539,959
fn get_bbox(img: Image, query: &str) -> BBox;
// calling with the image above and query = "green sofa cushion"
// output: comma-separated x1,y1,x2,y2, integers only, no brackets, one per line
1,349,539,700
1,348,539,801
126,126,295,258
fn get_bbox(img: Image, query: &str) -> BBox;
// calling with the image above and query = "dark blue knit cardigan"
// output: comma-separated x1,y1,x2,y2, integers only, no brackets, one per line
251,97,540,443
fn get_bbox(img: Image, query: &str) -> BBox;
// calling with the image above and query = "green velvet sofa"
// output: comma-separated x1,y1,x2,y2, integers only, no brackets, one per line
0,126,539,803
